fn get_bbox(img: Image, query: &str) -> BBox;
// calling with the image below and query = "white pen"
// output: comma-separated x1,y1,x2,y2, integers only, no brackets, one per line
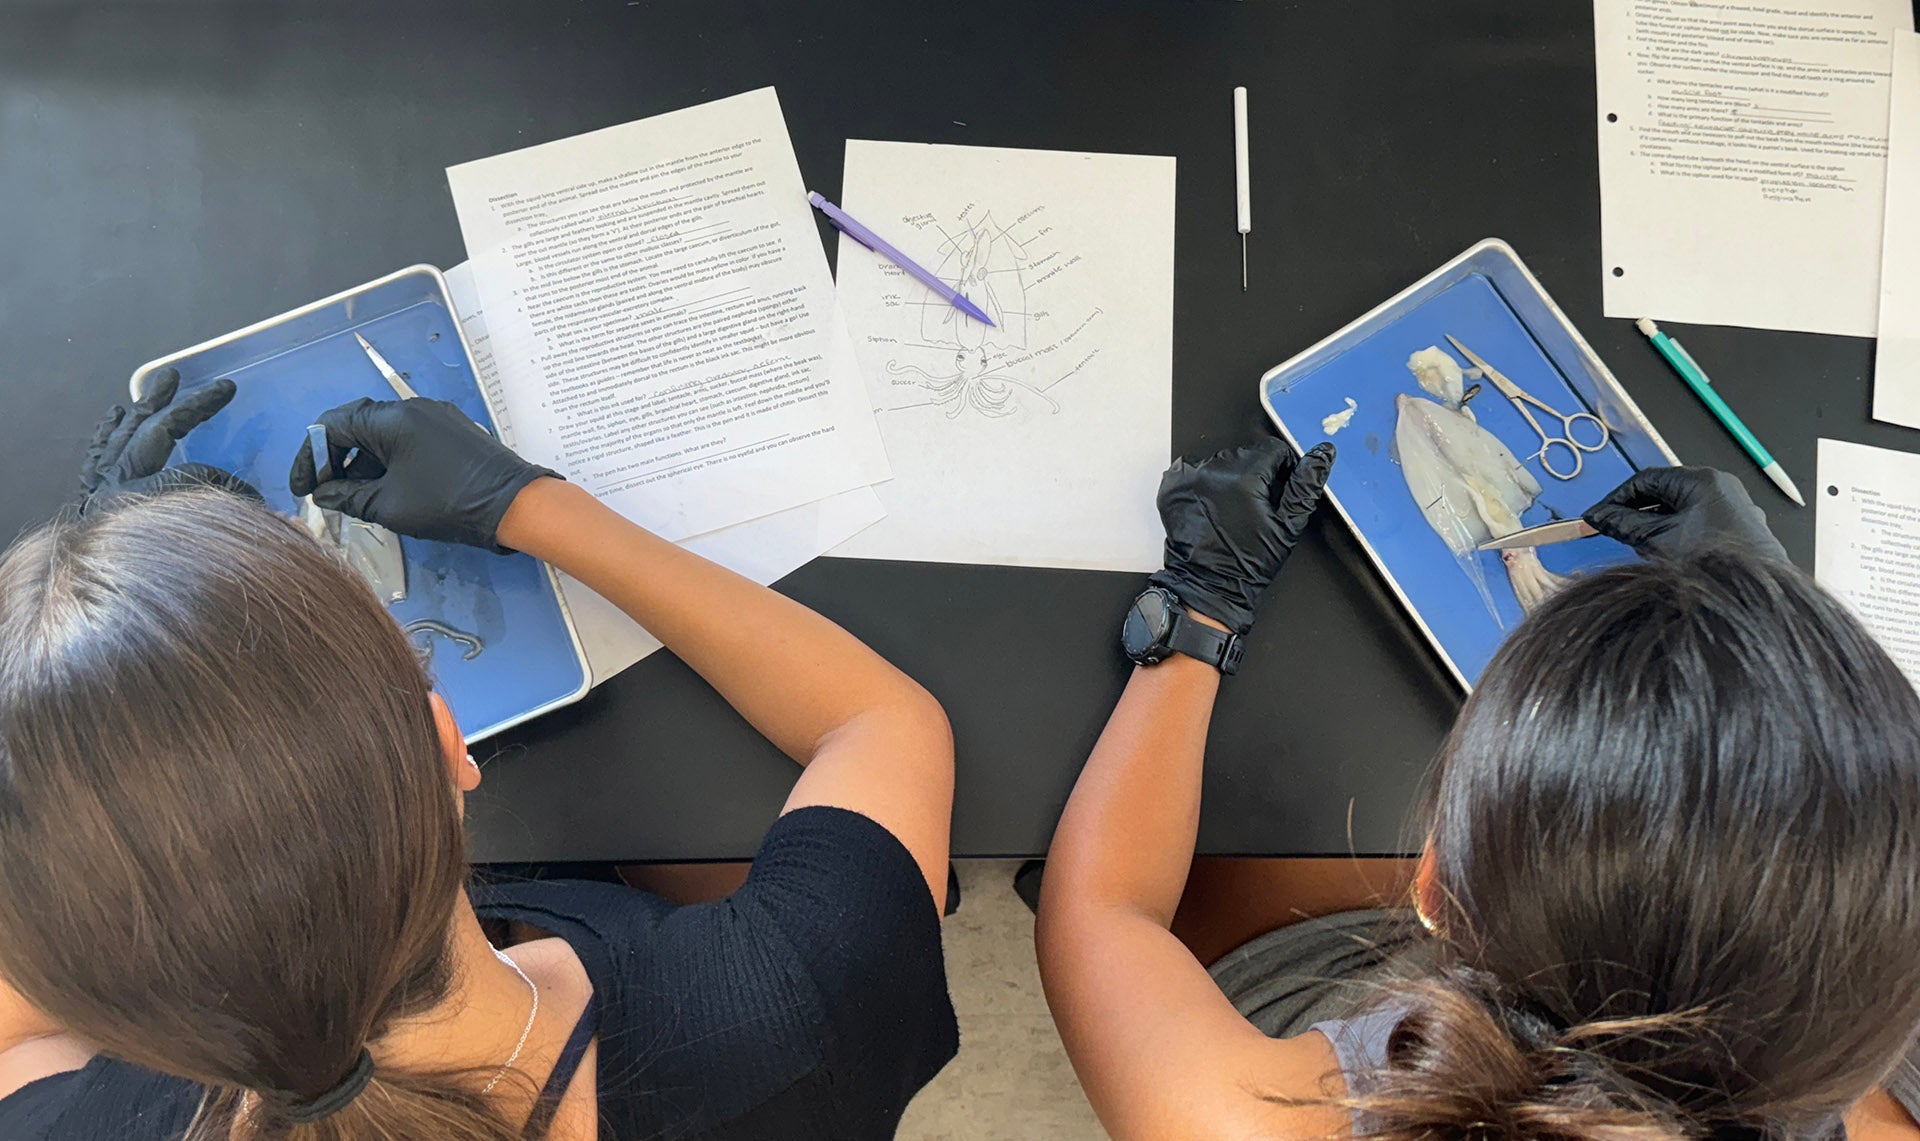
1234,86,1251,291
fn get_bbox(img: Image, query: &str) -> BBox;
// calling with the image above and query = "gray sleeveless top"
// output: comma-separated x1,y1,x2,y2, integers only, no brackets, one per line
1206,908,1920,1135
1312,1008,1920,1136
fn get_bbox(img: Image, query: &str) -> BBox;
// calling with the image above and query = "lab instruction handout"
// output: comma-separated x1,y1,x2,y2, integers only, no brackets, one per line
1815,439,1920,688
446,87,889,543
1875,33,1920,430
445,263,885,685
1594,0,1913,337
829,141,1175,572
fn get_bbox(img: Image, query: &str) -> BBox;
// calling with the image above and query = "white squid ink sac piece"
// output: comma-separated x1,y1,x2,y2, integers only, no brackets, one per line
1321,397,1358,435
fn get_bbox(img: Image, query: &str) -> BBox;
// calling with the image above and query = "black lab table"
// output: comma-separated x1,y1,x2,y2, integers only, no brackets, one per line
2,0,1906,861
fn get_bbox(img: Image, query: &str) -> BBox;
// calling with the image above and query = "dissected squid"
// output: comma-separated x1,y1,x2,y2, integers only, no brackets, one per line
302,496,408,604
1392,392,1570,620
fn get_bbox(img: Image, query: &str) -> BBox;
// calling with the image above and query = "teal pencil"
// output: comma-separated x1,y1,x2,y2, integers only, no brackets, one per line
1635,319,1804,506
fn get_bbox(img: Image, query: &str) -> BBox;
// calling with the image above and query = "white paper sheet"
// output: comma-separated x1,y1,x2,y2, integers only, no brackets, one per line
1594,0,1913,336
1815,438,1920,687
446,87,889,543
828,141,1174,571
445,262,885,685
1875,33,1920,429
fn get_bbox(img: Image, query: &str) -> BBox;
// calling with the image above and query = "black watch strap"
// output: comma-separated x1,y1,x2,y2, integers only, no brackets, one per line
1167,611,1244,675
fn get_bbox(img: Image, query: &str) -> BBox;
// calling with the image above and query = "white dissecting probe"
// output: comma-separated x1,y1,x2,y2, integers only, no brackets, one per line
1234,86,1250,291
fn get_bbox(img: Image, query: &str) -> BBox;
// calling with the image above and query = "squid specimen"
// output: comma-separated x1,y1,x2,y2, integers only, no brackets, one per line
1392,392,1570,620
302,497,408,604
298,483,481,665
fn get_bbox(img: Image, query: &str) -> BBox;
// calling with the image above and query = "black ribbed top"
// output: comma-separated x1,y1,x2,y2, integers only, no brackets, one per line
0,807,958,1140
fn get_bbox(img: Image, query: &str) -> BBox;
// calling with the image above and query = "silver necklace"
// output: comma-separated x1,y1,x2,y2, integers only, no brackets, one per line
240,947,540,1113
483,946,539,1095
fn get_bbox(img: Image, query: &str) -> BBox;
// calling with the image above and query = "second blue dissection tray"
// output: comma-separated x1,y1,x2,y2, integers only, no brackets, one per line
1260,239,1679,689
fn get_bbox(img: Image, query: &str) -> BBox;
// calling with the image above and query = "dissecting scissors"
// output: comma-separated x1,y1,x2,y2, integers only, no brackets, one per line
1446,335,1610,481
355,332,420,400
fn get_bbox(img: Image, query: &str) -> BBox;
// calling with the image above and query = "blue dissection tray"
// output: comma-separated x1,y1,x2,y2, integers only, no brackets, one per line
130,265,589,741
1260,239,1679,689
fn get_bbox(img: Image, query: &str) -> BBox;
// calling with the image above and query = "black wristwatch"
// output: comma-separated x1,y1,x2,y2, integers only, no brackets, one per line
1120,587,1243,675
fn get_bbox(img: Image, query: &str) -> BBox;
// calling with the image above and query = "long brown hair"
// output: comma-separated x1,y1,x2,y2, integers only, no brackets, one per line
0,490,528,1139
1350,549,1920,1141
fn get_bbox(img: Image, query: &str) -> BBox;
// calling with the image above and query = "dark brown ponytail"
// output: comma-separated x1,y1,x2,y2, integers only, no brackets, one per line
200,1064,531,1140
1347,549,1920,1141
1350,972,1728,1141
0,491,530,1139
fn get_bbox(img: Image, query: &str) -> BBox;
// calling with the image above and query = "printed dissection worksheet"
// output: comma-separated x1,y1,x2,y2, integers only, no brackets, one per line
448,87,888,541
1594,0,1912,336
444,261,884,686
1816,439,1920,687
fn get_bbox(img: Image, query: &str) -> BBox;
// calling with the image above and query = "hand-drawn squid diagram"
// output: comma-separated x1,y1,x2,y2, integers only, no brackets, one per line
886,212,1062,419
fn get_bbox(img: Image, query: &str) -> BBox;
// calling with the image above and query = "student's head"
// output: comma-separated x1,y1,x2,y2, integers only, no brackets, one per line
0,490,519,1139
1374,548,1920,1140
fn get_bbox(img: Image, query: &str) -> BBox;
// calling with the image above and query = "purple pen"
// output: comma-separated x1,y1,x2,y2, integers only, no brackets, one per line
807,191,996,328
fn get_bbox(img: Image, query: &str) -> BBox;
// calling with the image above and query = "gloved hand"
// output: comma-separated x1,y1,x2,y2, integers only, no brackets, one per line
288,397,560,552
78,369,259,511
1583,466,1787,562
1147,437,1336,634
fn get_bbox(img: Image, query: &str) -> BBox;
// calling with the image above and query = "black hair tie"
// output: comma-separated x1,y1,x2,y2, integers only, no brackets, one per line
283,1049,376,1124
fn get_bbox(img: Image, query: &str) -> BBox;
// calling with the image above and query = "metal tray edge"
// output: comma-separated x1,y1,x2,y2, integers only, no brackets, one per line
128,264,449,397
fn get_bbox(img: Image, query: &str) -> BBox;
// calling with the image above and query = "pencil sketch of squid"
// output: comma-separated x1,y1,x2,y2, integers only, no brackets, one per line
886,351,1060,419
920,212,1031,350
887,210,1066,418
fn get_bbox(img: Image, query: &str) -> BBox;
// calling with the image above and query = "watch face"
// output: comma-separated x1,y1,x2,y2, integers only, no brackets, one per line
1122,589,1176,662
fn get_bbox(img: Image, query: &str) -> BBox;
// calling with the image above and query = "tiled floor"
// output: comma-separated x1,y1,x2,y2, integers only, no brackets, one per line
898,861,1106,1140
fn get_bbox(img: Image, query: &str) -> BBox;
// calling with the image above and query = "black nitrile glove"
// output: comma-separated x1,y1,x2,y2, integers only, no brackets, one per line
288,397,560,552
1147,437,1336,634
78,369,259,511
1583,466,1787,562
